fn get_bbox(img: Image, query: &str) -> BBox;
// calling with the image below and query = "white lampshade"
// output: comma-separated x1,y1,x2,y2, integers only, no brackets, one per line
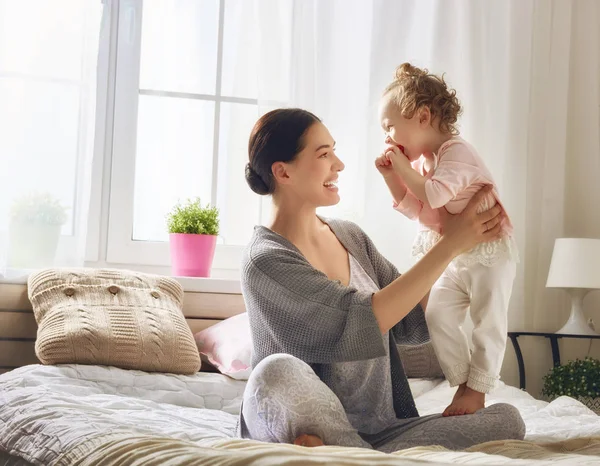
546,238,600,289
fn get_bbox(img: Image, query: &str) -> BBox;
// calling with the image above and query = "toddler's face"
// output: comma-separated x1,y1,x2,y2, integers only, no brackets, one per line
379,96,428,162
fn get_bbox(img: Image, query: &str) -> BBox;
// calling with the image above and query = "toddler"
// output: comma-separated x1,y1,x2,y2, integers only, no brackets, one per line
375,63,518,416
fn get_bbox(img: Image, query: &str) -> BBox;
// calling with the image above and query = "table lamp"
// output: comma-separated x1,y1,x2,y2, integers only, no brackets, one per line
546,238,600,336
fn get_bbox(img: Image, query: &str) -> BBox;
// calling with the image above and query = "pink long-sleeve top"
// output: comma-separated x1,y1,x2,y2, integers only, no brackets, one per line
393,137,513,237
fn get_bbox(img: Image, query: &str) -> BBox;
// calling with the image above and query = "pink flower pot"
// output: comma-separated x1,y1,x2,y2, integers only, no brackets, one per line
169,233,217,277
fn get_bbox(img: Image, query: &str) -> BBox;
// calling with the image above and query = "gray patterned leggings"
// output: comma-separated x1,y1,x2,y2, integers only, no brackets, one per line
241,354,526,453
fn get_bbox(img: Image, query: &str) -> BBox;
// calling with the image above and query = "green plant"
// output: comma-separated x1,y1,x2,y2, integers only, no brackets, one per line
542,357,600,400
10,192,68,226
166,198,219,236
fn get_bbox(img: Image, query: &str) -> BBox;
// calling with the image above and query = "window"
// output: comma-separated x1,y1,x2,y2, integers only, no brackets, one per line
106,0,292,272
0,0,102,275
0,0,377,280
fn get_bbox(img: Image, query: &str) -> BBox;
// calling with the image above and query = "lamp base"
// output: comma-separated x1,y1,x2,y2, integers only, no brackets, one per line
556,317,598,335
556,289,599,336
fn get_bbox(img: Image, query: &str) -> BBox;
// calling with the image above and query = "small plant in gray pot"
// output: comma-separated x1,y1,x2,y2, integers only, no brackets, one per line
166,198,220,277
8,192,68,268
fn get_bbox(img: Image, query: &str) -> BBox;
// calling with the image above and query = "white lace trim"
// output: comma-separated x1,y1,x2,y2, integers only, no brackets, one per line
412,229,519,267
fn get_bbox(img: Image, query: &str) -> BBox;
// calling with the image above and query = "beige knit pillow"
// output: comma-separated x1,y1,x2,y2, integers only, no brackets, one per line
27,268,200,375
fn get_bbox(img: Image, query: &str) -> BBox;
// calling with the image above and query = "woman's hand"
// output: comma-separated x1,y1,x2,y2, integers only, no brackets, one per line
439,185,505,255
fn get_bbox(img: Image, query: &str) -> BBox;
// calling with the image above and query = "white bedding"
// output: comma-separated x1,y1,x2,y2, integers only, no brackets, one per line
0,364,599,465
0,364,245,461
414,379,600,443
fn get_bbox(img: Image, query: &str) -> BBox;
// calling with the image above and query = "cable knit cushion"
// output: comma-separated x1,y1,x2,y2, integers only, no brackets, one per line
27,268,201,375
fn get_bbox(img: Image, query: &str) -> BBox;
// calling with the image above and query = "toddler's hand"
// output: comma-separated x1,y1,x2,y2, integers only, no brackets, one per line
385,145,411,174
374,152,395,178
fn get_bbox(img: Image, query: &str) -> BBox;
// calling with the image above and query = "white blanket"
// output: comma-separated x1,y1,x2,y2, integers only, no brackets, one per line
413,378,600,443
0,364,599,465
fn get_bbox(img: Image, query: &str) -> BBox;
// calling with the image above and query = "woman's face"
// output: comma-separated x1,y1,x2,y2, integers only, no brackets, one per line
278,122,345,207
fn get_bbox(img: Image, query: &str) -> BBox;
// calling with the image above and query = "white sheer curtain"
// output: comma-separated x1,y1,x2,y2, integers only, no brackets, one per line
0,0,104,278
253,0,600,394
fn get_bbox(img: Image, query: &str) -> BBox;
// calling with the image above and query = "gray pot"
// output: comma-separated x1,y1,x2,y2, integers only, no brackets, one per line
7,220,61,268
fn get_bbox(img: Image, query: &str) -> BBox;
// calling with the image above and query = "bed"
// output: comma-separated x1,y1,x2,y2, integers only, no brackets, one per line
1,365,600,465
1,282,600,465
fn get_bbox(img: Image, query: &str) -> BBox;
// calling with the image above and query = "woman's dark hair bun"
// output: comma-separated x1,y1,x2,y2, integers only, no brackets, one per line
245,163,271,195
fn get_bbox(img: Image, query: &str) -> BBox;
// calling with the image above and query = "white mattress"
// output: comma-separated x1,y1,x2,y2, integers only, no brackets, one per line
0,364,599,465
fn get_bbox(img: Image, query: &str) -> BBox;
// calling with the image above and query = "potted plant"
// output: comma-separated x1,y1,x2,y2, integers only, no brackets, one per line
166,198,220,277
542,357,600,414
8,192,68,268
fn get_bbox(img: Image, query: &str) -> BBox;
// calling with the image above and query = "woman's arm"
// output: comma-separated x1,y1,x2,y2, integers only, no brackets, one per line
371,236,456,332
371,185,503,333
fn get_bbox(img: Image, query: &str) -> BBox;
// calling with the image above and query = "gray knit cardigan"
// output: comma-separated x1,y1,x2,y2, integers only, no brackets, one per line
240,218,431,420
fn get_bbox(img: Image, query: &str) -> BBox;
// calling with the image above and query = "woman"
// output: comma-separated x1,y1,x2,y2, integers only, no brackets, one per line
238,108,525,452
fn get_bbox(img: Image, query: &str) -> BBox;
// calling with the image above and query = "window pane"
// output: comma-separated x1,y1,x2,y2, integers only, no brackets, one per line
139,0,219,95
216,103,263,245
221,0,292,101
0,79,79,236
0,0,87,80
221,0,256,99
133,95,215,242
0,0,101,274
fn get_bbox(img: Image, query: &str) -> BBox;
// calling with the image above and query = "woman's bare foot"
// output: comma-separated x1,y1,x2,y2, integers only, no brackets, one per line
294,434,324,447
443,383,467,417
445,386,485,416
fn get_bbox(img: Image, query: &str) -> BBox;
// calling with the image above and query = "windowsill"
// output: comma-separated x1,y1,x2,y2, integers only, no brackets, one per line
0,268,242,294
175,276,241,294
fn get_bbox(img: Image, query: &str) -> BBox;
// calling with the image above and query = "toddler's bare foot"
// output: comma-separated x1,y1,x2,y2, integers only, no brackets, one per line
445,386,485,416
443,383,467,417
294,434,324,447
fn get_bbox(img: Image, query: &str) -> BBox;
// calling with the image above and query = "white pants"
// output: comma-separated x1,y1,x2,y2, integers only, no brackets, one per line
425,258,516,393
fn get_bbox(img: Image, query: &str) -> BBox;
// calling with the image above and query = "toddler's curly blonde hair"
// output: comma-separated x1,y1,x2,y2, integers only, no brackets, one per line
383,63,462,135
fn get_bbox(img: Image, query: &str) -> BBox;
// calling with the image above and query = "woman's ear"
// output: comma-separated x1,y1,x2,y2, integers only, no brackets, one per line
272,161,291,186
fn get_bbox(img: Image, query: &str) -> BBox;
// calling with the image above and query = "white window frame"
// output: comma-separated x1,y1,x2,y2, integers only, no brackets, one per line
105,0,254,272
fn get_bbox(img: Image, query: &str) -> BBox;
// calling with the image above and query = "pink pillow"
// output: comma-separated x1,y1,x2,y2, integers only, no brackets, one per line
194,312,252,380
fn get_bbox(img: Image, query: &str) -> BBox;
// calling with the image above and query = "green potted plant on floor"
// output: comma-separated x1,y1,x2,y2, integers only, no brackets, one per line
8,192,68,268
542,357,600,414
166,198,220,277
